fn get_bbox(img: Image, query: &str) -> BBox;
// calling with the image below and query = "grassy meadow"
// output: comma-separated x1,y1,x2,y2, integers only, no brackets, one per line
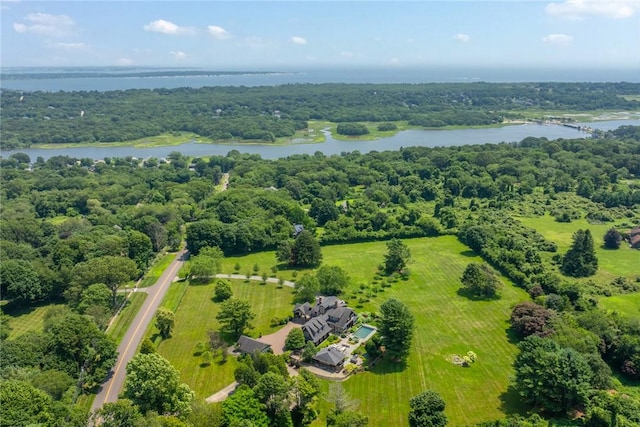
4,303,65,339
152,278,295,398
599,293,640,318
517,214,639,282
163,236,530,425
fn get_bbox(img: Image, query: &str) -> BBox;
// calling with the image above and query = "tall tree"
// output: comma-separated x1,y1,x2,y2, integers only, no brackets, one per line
72,255,139,307
123,353,194,418
0,380,54,427
379,298,414,362
222,385,269,427
95,399,143,427
603,228,622,249
561,229,598,277
0,259,47,305
383,238,411,275
216,298,255,338
513,336,593,414
213,279,233,302
460,262,502,298
155,308,175,339
408,390,448,427
294,273,319,303
290,230,323,268
316,265,350,295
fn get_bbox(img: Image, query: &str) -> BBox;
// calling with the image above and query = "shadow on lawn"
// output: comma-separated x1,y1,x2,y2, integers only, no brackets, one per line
456,287,502,301
499,384,529,416
459,250,478,258
368,357,408,375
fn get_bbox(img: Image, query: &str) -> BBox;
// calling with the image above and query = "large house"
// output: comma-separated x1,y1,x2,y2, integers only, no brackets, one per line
295,296,358,346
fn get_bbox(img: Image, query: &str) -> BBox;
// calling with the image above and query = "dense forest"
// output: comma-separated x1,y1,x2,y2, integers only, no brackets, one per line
2,82,639,147
1,120,639,425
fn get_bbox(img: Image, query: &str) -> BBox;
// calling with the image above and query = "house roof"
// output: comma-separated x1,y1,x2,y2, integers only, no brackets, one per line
237,335,271,354
294,302,312,316
630,227,640,237
326,307,356,329
318,296,338,310
631,234,640,247
302,317,332,342
313,347,346,366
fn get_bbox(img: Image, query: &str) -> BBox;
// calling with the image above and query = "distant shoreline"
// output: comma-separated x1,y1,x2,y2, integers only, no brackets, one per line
0,70,289,81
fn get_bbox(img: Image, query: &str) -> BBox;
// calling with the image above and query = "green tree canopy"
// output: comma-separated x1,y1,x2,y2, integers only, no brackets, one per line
155,307,175,339
222,385,269,427
72,255,139,307
285,327,306,351
294,273,320,304
290,230,323,268
316,265,350,296
513,336,594,414
214,278,233,302
603,228,622,249
123,353,194,418
216,298,255,339
0,259,47,305
408,390,448,427
383,238,411,275
0,380,54,427
561,229,598,277
379,298,414,362
460,262,502,298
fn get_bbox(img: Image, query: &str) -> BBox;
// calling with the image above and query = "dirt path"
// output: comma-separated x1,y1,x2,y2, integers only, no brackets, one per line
214,273,295,288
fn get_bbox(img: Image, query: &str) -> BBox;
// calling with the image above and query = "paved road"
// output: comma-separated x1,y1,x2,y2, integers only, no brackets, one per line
90,249,188,414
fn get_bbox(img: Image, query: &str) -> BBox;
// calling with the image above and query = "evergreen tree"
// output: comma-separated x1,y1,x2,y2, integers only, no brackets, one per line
379,298,414,362
290,230,323,268
383,239,411,275
561,229,598,277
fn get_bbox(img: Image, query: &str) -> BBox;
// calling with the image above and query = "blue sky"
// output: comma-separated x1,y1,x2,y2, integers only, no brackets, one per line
1,1,639,69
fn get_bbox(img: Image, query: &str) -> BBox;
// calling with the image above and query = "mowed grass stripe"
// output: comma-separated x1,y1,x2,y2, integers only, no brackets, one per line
6,303,65,339
164,236,528,425
322,237,528,426
155,279,294,398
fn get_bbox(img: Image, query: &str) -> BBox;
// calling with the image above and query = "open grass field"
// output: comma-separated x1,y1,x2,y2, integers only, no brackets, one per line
4,303,64,339
32,132,208,149
153,279,295,398
599,292,640,318
517,215,639,282
168,236,529,425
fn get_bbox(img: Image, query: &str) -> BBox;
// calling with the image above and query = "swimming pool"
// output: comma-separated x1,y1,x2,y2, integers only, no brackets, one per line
353,325,376,340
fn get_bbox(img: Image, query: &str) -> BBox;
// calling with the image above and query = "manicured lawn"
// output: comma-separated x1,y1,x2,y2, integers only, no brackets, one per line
139,252,178,288
220,252,313,282
318,237,529,426
517,215,639,282
599,292,640,318
169,236,529,425
106,292,147,343
4,303,64,339
154,279,295,398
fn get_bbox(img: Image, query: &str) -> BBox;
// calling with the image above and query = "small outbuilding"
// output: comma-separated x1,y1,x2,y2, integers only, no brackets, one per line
313,347,346,370
236,335,272,355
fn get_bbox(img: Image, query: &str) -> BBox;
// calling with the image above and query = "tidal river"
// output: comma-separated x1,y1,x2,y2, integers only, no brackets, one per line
1,120,637,161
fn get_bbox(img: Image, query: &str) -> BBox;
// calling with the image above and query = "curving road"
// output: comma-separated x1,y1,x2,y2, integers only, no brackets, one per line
91,249,188,414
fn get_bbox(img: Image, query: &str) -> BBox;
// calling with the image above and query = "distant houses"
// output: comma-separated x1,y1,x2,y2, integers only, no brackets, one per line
629,226,640,249
294,296,357,346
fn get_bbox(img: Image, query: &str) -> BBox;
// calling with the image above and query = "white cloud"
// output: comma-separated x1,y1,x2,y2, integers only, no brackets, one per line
545,0,638,19
52,42,87,49
542,33,574,46
116,57,133,65
453,33,470,43
340,51,354,58
13,13,76,37
207,25,230,40
170,50,187,59
390,57,401,65
291,36,307,45
143,19,193,35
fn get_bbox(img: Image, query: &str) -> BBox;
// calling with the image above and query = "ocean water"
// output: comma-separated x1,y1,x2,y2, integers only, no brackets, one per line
1,67,639,92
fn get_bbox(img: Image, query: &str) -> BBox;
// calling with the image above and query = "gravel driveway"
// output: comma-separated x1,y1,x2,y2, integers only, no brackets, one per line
258,322,302,354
